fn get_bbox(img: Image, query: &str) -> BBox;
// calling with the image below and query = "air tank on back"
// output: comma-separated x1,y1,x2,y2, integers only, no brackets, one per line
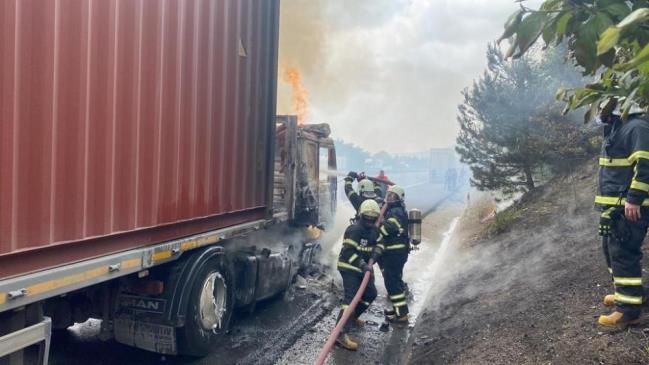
408,209,422,245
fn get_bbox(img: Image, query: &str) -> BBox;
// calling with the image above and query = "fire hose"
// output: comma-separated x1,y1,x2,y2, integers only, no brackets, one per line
314,204,388,365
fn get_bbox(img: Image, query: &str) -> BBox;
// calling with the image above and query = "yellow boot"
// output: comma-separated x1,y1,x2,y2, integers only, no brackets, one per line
336,333,359,351
598,311,641,329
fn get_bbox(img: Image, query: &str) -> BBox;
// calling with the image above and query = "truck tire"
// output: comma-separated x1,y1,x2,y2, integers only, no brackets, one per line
177,254,235,357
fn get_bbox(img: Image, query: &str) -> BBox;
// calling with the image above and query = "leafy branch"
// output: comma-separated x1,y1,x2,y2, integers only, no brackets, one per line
500,0,649,122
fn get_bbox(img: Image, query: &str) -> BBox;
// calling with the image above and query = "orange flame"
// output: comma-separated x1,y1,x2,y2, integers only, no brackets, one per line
281,66,309,125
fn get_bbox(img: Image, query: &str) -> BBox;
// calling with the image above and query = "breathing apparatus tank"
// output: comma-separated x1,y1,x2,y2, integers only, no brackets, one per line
408,209,422,245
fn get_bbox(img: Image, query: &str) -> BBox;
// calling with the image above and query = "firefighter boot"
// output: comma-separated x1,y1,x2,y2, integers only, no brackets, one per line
387,314,410,325
354,318,366,327
598,311,641,329
336,333,359,351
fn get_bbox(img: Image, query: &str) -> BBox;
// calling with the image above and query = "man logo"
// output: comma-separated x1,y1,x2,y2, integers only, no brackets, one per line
120,295,166,313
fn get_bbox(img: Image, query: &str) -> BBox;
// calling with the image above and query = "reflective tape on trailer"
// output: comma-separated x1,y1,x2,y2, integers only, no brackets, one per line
0,220,265,313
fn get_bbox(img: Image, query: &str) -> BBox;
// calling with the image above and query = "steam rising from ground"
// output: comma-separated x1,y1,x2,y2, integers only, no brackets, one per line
419,195,579,319
423,229,557,313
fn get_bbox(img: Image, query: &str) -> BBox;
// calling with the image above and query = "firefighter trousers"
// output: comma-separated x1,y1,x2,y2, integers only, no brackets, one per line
338,269,377,331
602,216,648,315
379,251,409,316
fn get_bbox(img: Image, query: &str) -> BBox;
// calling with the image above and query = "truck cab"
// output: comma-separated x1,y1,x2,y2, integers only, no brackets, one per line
273,116,337,229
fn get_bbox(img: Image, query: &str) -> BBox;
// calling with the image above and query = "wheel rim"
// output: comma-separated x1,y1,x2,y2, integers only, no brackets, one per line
198,272,227,333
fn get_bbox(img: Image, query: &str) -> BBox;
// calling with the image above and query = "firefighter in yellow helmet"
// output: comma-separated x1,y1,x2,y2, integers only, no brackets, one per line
377,185,412,323
335,199,384,350
344,171,383,214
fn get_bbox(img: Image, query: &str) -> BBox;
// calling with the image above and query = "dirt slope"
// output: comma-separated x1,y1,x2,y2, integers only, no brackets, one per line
408,163,649,365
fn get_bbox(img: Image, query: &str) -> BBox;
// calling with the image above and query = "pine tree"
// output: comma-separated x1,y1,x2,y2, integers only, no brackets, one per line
456,44,597,195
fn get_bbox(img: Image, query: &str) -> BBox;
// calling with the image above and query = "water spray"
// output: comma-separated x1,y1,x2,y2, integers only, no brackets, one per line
319,169,396,186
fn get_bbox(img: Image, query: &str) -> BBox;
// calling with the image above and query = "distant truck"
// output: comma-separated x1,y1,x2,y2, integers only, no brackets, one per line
0,2,337,363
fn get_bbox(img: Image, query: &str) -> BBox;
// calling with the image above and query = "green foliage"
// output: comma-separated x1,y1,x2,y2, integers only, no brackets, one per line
487,206,522,236
456,44,598,195
500,1,649,121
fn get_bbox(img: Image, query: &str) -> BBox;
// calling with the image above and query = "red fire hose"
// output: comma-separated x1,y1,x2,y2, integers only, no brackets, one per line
314,258,375,365
314,204,388,365
365,175,395,187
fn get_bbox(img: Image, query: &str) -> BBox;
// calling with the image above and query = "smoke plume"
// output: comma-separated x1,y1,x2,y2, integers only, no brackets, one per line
277,0,534,153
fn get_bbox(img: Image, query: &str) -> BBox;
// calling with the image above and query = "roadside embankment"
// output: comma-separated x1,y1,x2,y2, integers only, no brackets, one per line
407,163,649,364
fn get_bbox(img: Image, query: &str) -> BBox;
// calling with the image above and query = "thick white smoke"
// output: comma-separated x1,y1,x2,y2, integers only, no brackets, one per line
277,0,543,153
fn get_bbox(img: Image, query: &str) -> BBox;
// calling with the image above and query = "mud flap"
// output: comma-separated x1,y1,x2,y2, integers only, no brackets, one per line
114,318,177,355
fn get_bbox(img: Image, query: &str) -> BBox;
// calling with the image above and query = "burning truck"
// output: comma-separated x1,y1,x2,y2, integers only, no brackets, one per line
0,1,337,363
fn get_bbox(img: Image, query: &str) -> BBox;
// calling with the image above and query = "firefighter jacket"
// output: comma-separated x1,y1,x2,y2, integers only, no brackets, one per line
379,204,410,253
596,115,649,208
344,177,383,212
337,222,384,274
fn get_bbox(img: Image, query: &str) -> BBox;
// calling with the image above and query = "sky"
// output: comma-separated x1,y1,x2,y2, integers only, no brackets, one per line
277,0,542,154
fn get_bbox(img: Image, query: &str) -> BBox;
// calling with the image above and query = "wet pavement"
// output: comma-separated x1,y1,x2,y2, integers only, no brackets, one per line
48,182,463,365
277,197,462,365
49,273,338,365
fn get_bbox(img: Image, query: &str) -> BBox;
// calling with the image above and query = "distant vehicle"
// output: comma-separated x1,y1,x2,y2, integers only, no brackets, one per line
0,2,337,363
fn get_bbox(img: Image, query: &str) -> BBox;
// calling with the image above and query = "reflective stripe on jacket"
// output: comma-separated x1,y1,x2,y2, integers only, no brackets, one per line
597,115,649,207
379,205,410,252
337,222,384,272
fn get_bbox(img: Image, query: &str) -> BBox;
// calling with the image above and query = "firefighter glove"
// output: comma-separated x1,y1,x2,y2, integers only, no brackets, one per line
362,263,373,274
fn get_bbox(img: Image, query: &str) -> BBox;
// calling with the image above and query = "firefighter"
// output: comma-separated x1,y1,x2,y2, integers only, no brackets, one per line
376,170,390,197
344,171,383,213
596,108,649,328
335,199,384,350
378,185,411,323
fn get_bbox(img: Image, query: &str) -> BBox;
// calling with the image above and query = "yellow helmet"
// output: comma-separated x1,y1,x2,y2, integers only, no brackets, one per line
359,199,380,218
358,179,376,199
386,185,405,203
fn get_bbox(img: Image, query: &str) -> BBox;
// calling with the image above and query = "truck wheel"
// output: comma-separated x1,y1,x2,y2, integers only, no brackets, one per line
177,255,234,356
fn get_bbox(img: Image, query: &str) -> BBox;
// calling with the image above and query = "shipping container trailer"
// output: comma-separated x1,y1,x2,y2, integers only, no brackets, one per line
0,1,337,363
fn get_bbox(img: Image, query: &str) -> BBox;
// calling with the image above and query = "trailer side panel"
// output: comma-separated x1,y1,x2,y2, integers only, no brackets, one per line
0,0,280,279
